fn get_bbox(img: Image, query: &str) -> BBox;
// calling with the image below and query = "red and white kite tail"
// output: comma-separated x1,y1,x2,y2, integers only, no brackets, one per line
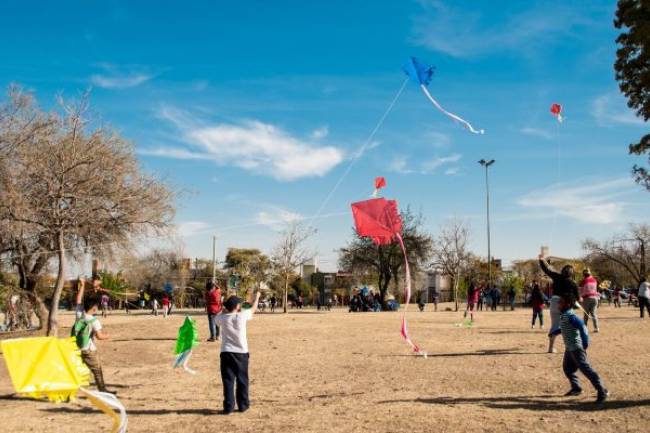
396,233,421,354
419,85,485,135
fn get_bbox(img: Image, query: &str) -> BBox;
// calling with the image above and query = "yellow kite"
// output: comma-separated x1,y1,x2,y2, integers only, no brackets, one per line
1,336,127,433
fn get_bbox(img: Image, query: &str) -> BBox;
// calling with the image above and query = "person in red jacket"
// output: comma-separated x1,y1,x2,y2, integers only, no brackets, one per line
530,282,545,329
464,281,480,322
205,281,223,341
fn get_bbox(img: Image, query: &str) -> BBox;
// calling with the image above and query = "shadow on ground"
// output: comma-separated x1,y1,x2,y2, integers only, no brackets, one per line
377,395,650,412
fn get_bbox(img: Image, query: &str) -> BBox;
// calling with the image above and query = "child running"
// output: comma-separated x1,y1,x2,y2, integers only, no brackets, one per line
72,296,114,393
215,292,261,414
550,294,609,403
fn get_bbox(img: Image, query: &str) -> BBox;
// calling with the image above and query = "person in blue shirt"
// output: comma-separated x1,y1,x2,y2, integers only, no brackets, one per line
551,294,609,403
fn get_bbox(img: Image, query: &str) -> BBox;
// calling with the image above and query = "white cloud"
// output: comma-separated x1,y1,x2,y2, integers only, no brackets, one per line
412,1,589,58
138,147,208,160
444,167,459,176
389,153,461,175
590,93,646,127
518,177,635,224
145,107,345,181
177,221,211,237
425,131,451,148
310,126,329,140
520,127,554,140
421,153,462,173
388,155,413,174
255,207,302,229
90,72,152,89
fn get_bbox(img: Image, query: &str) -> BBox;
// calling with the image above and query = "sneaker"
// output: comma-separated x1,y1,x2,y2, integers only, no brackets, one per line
207,338,216,342
596,389,609,403
593,329,599,333
531,325,535,329
540,325,544,329
548,348,557,354
564,388,582,397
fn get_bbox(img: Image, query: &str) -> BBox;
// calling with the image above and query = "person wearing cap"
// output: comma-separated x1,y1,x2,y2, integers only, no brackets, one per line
215,291,261,414
579,268,600,332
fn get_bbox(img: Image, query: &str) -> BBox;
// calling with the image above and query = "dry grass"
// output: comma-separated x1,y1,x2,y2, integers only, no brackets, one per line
1,303,649,432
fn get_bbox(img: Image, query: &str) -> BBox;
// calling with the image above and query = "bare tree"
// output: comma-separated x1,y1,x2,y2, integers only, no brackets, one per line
0,92,175,335
430,217,471,311
583,224,649,287
271,222,314,313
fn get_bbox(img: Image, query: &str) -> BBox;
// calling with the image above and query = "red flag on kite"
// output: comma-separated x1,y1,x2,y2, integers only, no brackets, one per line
550,103,563,123
372,176,387,197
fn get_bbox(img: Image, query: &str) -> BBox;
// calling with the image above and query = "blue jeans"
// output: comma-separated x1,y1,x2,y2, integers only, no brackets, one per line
563,349,605,394
208,313,219,339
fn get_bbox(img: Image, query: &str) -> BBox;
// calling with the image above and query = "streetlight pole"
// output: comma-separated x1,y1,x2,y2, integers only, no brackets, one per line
479,159,495,288
212,235,217,284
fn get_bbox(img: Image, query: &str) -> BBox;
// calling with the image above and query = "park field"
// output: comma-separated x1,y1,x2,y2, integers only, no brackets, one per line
1,304,649,433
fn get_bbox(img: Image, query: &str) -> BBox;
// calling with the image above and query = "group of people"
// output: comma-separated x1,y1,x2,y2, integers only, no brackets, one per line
349,287,381,312
72,276,259,414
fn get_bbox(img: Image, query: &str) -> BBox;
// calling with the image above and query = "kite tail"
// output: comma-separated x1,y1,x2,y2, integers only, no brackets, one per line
396,233,421,353
419,85,484,135
173,350,197,374
79,388,128,433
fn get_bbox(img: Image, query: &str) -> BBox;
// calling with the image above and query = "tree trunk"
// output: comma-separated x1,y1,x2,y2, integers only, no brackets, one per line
453,277,459,312
47,230,66,336
283,274,288,313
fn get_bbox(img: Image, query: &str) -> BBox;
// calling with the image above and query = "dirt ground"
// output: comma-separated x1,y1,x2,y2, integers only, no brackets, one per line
1,303,649,433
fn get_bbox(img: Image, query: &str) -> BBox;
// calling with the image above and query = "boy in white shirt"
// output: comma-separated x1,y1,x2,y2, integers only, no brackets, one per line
215,292,260,414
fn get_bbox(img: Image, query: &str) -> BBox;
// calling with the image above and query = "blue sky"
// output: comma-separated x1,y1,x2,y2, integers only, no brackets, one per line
2,0,648,271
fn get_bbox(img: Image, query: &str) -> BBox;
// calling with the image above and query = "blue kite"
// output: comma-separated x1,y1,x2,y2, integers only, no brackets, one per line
403,57,484,135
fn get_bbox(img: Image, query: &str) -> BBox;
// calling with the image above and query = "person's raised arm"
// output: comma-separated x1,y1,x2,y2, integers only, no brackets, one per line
76,278,85,305
538,254,561,280
250,291,262,314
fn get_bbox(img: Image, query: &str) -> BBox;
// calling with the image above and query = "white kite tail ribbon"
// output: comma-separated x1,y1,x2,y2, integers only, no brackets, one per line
419,84,484,135
396,233,421,354
79,388,128,433
173,349,197,375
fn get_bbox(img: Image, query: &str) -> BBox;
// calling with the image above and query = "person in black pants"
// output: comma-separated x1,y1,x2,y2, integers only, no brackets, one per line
215,292,260,414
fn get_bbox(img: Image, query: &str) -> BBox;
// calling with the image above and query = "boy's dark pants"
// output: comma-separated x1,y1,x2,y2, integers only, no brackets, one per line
562,349,605,394
220,352,249,412
81,350,107,391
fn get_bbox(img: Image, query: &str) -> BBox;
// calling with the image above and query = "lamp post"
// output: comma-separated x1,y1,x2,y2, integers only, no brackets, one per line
479,159,495,288
212,235,217,284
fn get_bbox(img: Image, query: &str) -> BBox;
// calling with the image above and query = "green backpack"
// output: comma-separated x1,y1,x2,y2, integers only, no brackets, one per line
71,317,97,350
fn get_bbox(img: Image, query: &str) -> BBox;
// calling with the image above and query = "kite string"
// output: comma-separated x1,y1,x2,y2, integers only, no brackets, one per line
306,77,409,229
549,120,562,246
